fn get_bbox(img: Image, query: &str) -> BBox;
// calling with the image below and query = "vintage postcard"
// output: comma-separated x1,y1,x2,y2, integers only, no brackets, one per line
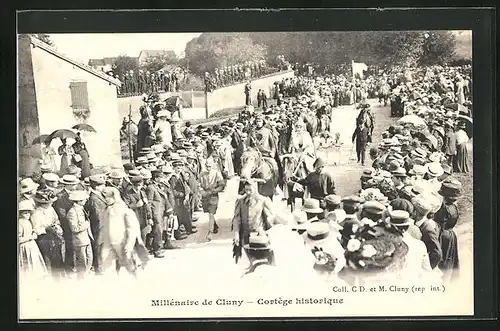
17,11,477,320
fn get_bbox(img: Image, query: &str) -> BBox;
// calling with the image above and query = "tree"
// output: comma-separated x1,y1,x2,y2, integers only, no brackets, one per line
113,55,139,77
31,34,54,46
185,33,267,75
419,31,456,65
141,53,179,73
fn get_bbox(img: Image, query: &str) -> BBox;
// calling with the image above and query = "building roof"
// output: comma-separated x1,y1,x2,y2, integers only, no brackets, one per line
30,37,121,87
138,50,177,60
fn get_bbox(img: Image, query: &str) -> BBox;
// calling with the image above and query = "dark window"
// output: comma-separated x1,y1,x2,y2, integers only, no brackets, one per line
69,81,89,111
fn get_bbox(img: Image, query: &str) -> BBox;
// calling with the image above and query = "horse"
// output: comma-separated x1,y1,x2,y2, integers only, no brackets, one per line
280,153,310,212
239,147,279,200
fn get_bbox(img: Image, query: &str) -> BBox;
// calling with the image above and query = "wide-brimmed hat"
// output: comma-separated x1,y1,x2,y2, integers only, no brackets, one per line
387,210,412,226
324,194,342,207
108,171,124,179
361,168,375,179
19,178,39,194
303,222,332,247
362,200,386,215
391,167,407,178
161,164,174,174
40,164,52,172
243,232,272,251
65,165,80,175
439,179,462,198
128,169,141,177
426,163,444,177
156,110,170,118
411,148,427,159
33,189,58,204
409,164,426,176
42,173,59,182
136,156,149,164
139,147,153,155
68,190,88,202
19,200,34,212
151,144,165,154
342,195,363,207
302,198,323,214
59,175,80,186
89,175,105,186
411,195,433,216
129,175,144,184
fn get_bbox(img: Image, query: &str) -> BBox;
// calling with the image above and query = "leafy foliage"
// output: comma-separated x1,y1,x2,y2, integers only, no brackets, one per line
185,33,267,75
141,53,179,73
113,55,139,76
31,34,54,46
185,31,458,73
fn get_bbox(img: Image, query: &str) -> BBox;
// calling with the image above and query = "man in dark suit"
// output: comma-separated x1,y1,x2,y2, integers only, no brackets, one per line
170,160,195,235
54,174,81,273
84,175,108,274
122,175,153,247
231,122,245,176
352,122,369,165
145,170,173,257
442,120,457,167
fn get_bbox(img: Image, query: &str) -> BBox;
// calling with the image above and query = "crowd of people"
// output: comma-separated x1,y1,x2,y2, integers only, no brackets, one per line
18,63,472,287
232,64,472,286
114,68,185,97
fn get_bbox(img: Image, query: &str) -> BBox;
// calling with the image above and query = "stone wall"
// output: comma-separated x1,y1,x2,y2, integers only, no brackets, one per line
30,42,122,170
18,35,42,177
206,70,295,115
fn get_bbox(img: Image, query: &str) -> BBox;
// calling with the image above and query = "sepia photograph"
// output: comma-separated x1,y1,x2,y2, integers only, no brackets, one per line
18,17,477,319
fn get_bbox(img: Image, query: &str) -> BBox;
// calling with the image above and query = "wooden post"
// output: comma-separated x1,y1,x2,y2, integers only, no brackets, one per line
204,90,209,119
128,104,133,162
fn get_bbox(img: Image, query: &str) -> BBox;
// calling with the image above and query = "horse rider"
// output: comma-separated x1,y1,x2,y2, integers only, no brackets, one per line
288,118,316,173
251,114,279,175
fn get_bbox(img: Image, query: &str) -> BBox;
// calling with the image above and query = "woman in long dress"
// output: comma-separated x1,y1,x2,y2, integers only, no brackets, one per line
41,141,57,173
434,181,461,283
58,138,74,175
30,190,66,280
199,159,227,241
19,200,48,279
220,132,235,178
453,123,470,173
72,133,91,179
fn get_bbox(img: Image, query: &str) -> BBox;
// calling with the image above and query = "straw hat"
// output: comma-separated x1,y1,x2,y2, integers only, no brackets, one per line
19,178,39,194
68,190,88,202
302,198,323,214
19,200,34,212
386,210,412,226
59,175,80,186
425,163,444,177
243,232,271,251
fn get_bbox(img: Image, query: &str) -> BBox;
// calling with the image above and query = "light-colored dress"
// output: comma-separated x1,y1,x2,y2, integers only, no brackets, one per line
154,118,172,148
220,137,235,178
290,129,316,172
58,144,74,175
41,145,57,172
19,217,48,279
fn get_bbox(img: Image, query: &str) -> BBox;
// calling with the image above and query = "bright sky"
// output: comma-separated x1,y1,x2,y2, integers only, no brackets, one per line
49,33,202,63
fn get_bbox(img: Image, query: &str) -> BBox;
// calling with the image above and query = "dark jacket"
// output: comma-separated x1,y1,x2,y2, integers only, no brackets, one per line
146,183,173,226
418,218,443,269
85,190,107,239
122,185,152,229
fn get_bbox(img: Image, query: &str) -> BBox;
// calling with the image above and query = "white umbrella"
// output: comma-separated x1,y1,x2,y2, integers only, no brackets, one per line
397,114,426,126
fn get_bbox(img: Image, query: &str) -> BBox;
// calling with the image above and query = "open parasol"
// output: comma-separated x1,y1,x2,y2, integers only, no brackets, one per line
47,129,78,142
31,134,50,145
72,123,97,132
397,114,426,127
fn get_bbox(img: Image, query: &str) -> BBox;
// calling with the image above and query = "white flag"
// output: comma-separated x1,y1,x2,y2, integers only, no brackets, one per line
352,60,368,79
